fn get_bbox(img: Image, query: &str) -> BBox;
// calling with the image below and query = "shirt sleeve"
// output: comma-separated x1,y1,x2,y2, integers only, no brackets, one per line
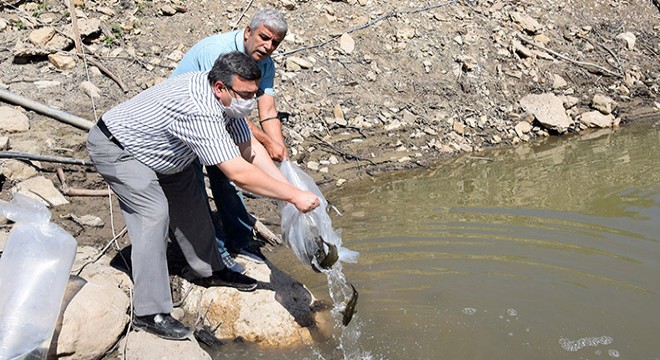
169,113,241,166
259,58,276,97
226,117,252,144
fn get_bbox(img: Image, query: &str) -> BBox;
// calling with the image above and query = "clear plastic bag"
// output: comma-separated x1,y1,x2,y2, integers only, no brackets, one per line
0,194,77,360
279,160,358,272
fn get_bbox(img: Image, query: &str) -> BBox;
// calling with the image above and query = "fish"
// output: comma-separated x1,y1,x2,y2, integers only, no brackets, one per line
341,284,359,326
310,236,339,272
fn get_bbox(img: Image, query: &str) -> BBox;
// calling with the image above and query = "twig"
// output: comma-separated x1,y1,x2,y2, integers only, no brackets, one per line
72,226,128,275
517,34,623,78
0,151,94,166
233,0,255,29
75,54,129,93
56,167,111,196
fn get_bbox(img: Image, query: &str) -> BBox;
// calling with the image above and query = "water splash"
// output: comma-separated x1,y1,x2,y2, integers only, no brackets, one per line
324,264,375,360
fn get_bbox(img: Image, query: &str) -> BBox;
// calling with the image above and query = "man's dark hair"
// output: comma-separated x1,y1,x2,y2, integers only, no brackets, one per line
208,51,261,86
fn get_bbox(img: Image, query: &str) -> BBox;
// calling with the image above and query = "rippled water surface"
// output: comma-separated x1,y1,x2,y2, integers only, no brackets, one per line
217,121,660,359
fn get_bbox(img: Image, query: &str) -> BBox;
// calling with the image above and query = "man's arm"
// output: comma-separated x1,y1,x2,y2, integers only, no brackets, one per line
218,156,318,213
251,94,288,161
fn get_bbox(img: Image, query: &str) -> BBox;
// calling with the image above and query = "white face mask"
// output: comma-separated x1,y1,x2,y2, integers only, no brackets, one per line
224,96,256,119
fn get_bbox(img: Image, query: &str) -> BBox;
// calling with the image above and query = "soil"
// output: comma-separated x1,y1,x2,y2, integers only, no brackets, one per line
0,0,658,252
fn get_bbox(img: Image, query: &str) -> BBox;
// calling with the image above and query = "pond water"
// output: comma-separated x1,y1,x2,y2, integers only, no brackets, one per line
216,120,660,359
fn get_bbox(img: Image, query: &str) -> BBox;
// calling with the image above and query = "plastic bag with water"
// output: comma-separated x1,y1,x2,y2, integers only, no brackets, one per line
0,194,77,360
278,159,358,272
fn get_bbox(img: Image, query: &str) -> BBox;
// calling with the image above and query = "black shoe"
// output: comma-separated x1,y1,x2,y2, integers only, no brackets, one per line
133,313,192,340
195,268,258,292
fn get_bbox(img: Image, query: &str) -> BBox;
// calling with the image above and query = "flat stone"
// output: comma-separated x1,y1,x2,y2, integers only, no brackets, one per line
0,160,37,181
592,94,617,115
615,32,636,50
580,111,614,128
0,106,30,133
510,11,542,34
28,27,56,46
11,176,69,207
49,53,76,70
514,121,533,137
339,33,355,54
519,93,572,133
80,81,101,99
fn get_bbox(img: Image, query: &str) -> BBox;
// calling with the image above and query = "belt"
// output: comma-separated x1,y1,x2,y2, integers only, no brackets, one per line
96,118,124,150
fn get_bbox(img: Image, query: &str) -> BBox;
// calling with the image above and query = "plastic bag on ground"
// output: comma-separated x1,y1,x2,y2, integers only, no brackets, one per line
278,160,358,272
0,194,77,360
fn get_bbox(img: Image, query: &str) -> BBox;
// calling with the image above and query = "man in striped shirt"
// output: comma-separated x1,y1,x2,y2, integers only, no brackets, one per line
172,8,288,268
87,51,319,340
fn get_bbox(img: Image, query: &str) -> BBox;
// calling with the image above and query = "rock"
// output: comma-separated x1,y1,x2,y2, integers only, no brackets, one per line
0,160,37,181
80,81,101,100
457,55,477,71
64,213,105,227
35,80,62,89
307,161,319,170
0,136,9,150
552,74,567,89
591,94,617,115
46,34,74,51
580,111,614,128
122,331,210,359
286,56,313,71
0,18,7,31
339,33,355,54
49,53,77,70
64,18,101,40
166,49,185,62
511,39,534,58
28,27,56,46
561,95,580,109
181,262,320,347
56,257,131,359
11,176,69,207
514,121,533,137
453,121,465,135
510,12,542,34
519,93,572,133
333,104,346,125
336,178,346,186
0,106,30,133
615,32,636,50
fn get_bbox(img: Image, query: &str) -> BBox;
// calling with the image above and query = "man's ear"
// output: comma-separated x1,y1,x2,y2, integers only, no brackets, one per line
244,26,251,42
212,81,225,98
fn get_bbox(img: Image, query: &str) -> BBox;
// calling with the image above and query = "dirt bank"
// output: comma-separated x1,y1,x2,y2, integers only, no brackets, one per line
0,0,658,250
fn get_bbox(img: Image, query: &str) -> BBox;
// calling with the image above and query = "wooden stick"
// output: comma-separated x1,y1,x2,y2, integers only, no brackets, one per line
56,167,111,196
516,34,623,78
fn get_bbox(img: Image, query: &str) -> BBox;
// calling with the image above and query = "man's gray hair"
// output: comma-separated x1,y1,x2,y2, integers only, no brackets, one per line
208,51,261,86
249,8,288,35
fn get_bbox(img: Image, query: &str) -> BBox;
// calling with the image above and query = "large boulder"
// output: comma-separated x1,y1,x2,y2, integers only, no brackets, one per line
181,261,324,347
53,247,131,360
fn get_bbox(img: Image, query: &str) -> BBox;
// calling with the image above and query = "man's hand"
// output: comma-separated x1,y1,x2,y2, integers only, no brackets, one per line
264,139,287,162
292,190,320,213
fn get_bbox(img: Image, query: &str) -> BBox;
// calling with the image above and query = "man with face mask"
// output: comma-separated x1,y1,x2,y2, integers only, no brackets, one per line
172,8,289,271
87,52,320,340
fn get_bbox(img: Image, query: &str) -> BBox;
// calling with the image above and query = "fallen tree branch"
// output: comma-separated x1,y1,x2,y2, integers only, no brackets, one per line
0,151,94,166
0,88,94,130
517,34,623,78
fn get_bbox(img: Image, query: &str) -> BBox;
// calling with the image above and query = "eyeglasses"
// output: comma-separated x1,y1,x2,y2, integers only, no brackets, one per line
226,85,264,100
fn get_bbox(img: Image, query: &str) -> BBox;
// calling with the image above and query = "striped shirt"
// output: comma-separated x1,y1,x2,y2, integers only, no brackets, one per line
102,72,251,174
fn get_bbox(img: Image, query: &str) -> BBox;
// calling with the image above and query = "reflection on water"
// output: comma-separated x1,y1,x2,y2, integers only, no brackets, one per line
216,121,660,359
